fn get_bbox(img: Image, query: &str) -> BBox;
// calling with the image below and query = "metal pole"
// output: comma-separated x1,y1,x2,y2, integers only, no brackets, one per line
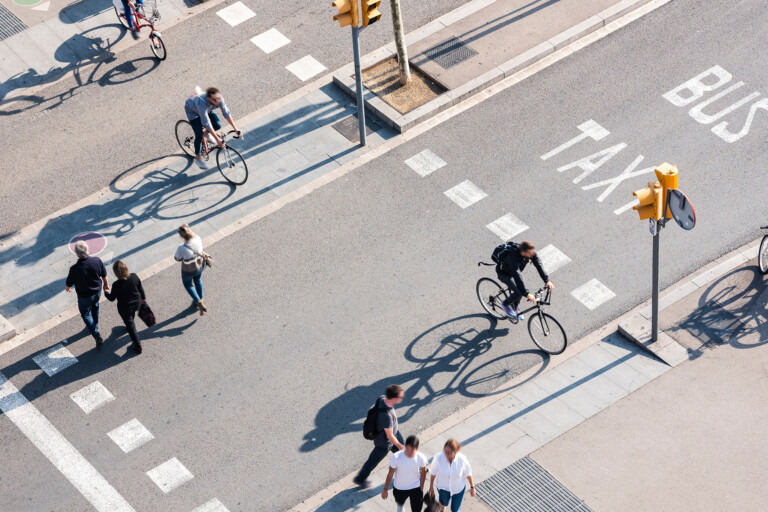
351,26,367,146
651,222,660,343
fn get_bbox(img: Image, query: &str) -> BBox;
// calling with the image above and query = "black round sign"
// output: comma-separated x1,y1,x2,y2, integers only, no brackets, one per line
667,189,695,230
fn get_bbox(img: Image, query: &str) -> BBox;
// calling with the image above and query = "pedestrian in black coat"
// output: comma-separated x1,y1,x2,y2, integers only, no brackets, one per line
105,260,146,354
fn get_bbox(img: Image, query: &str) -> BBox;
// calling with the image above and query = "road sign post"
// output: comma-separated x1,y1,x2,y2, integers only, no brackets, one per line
651,222,660,342
351,25,367,146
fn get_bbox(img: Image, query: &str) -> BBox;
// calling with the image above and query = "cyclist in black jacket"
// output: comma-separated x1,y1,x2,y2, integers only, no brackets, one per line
496,241,554,320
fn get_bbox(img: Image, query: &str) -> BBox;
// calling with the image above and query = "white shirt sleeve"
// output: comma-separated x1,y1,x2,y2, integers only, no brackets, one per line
418,453,427,468
389,453,398,469
430,454,440,475
174,244,184,261
463,457,472,478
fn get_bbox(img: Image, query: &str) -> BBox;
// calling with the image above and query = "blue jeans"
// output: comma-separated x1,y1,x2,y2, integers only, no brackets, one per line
190,112,221,156
121,0,144,29
438,487,466,512
181,267,204,302
77,293,101,340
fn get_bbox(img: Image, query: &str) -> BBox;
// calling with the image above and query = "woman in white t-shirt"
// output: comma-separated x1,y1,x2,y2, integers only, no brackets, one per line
428,439,475,512
173,224,207,315
381,435,428,512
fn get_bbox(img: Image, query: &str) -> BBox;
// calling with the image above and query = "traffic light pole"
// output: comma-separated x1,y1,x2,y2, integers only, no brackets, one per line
651,223,660,343
351,26,367,146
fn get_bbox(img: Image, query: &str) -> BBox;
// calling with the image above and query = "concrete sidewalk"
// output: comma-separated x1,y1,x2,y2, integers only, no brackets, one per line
289,243,767,512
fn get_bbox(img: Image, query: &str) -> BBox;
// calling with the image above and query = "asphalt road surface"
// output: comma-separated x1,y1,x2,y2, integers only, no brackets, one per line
0,0,467,235
1,0,767,511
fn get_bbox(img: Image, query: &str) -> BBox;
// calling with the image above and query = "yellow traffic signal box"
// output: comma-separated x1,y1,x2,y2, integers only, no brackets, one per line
654,162,678,219
333,0,358,28
633,181,663,221
361,0,382,27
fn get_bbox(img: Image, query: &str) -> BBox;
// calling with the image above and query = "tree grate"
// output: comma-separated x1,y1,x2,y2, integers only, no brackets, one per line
476,457,594,512
423,37,477,69
0,4,27,42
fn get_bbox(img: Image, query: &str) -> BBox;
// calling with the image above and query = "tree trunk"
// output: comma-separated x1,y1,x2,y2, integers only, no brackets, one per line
389,0,411,85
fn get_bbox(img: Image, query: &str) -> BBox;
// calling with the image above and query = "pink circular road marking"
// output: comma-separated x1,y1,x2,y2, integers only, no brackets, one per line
68,232,108,256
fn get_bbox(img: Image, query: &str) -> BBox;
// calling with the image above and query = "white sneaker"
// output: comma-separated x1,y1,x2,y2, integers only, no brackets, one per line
194,157,209,169
515,308,524,321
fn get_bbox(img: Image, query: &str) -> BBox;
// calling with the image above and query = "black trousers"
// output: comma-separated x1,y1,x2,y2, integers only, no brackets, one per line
393,487,423,512
496,268,523,307
356,431,405,482
118,305,141,348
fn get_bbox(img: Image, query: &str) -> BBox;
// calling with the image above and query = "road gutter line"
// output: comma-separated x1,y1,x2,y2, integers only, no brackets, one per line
0,0,672,357
0,371,137,512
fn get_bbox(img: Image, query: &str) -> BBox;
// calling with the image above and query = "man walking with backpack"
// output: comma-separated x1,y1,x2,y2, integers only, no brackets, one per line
493,240,554,320
354,384,406,488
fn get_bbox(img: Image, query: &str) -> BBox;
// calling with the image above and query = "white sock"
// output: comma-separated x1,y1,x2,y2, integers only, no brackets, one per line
396,504,403,512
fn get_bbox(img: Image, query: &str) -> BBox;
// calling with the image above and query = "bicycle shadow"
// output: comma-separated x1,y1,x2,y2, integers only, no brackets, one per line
301,314,549,453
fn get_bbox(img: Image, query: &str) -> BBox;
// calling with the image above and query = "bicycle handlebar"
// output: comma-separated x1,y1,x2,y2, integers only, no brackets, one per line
478,262,495,267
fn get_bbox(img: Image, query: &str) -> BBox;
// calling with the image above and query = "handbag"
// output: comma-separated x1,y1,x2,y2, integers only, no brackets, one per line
138,301,157,327
194,250,214,268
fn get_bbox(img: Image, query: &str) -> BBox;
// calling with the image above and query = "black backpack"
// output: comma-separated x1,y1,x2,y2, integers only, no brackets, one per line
492,242,516,266
362,399,389,440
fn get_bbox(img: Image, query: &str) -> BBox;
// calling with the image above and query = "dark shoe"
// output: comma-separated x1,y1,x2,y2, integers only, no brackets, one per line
352,477,372,489
95,336,104,349
130,342,142,354
131,29,140,40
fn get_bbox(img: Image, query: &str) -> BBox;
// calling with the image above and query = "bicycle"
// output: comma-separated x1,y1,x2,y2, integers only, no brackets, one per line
476,262,568,355
113,0,167,61
174,122,249,185
759,226,768,274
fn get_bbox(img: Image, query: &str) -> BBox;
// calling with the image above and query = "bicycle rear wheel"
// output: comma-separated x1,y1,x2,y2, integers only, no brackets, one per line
476,278,510,321
216,145,248,185
528,312,567,355
760,235,768,275
114,5,130,28
149,33,166,60
175,120,197,157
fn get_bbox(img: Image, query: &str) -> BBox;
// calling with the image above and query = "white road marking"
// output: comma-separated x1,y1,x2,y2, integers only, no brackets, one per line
107,419,154,453
662,65,732,107
31,0,50,11
0,372,136,512
33,344,77,377
688,82,760,124
404,149,446,177
147,458,194,493
444,180,487,209
70,381,115,414
191,498,231,512
250,28,291,54
216,1,255,27
571,279,616,310
540,120,610,161
557,143,627,184
581,155,653,202
613,198,639,215
486,213,529,241
285,56,327,82
536,245,571,274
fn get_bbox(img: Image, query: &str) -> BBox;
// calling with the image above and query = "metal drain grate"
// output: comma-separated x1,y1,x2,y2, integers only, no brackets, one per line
0,4,27,42
477,457,594,512
332,114,382,144
423,37,477,69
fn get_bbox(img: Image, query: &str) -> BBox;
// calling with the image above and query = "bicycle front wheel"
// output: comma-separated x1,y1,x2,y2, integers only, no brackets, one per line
149,33,166,60
216,145,248,185
114,5,130,28
175,120,197,157
476,278,509,321
759,235,768,274
528,312,567,355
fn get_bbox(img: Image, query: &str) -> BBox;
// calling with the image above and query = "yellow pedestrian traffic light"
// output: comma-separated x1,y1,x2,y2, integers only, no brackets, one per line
361,0,382,27
333,0,358,28
633,181,663,221
654,162,678,219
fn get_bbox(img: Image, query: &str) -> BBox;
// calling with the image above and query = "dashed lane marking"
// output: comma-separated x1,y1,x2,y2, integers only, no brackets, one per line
444,180,487,209
191,498,231,512
286,55,327,82
147,457,194,493
250,28,290,54
70,381,115,414
571,278,616,310
32,343,78,377
537,245,572,274
216,1,255,27
404,149,446,177
486,213,529,241
108,419,154,454
0,372,136,512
